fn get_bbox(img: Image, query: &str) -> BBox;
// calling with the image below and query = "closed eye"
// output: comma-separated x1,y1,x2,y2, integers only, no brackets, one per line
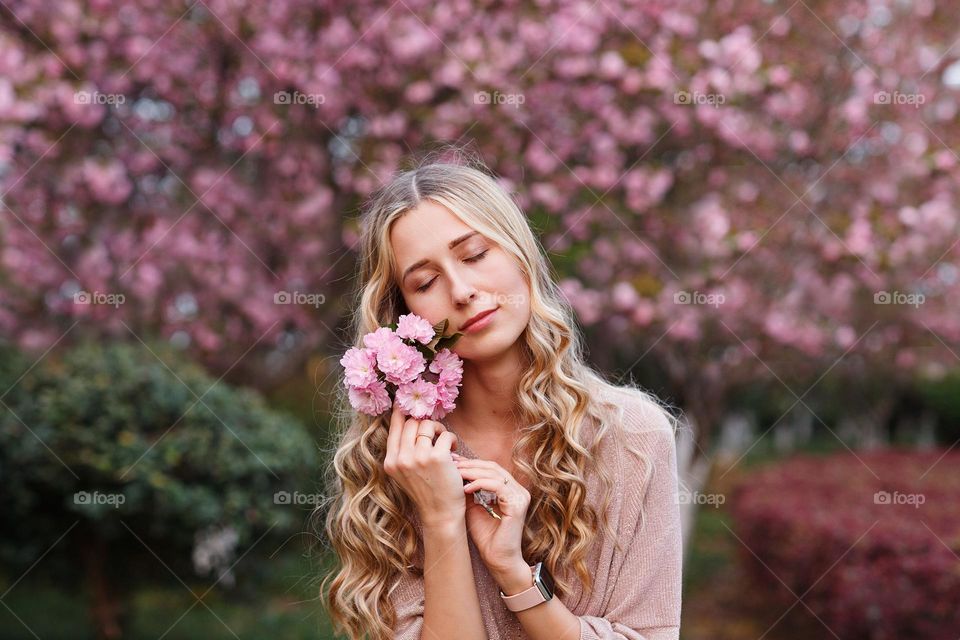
465,249,489,264
415,250,489,293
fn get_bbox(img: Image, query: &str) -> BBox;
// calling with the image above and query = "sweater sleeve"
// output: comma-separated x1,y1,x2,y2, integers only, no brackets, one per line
578,399,683,640
389,567,425,640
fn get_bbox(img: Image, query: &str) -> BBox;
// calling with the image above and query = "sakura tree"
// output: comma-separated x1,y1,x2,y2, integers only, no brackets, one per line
1,0,957,469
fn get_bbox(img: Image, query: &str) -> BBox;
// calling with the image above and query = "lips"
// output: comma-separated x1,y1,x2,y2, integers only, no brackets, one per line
461,308,497,331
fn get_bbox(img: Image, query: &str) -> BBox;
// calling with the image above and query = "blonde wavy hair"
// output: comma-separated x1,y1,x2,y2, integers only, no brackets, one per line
313,147,672,639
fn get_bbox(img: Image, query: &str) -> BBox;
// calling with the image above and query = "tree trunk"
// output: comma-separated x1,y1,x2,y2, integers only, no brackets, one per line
80,531,124,640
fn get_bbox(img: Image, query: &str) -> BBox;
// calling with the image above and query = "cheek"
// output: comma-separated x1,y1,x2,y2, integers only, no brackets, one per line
489,255,523,287
492,262,531,319
400,294,446,328
502,263,529,298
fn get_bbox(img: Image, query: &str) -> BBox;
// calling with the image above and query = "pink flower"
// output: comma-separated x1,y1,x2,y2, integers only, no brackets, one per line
396,313,435,344
376,340,426,385
436,380,460,412
430,349,463,387
438,368,462,388
396,378,439,419
362,326,402,352
429,348,463,381
347,380,391,416
82,158,133,205
339,347,378,388
341,320,463,419
430,403,450,420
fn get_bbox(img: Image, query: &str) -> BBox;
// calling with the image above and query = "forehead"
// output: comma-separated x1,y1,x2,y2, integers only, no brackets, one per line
390,201,478,268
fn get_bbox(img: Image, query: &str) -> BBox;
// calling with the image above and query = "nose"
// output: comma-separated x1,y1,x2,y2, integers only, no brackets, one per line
448,264,478,307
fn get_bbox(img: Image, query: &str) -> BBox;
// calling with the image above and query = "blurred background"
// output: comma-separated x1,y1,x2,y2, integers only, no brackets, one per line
0,0,958,638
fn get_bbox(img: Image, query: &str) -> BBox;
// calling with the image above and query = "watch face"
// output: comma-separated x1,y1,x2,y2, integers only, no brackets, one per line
534,562,555,599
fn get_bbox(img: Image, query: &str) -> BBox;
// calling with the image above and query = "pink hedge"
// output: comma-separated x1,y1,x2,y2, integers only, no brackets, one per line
730,449,960,639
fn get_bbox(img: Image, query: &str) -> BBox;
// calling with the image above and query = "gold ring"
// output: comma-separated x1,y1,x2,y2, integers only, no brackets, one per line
416,434,433,441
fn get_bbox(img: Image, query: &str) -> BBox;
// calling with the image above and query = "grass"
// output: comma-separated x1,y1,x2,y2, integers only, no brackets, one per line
0,547,339,640
679,433,856,640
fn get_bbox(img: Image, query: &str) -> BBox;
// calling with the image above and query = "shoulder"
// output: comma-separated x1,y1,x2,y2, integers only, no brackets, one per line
592,383,677,447
589,383,680,503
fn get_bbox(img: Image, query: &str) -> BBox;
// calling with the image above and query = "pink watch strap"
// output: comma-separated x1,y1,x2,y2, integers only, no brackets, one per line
499,564,546,612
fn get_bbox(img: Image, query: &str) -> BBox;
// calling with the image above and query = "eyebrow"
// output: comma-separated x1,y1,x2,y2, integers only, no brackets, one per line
401,231,481,284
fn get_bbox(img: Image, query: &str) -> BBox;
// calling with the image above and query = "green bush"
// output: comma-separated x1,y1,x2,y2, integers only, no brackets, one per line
0,340,319,638
916,369,960,444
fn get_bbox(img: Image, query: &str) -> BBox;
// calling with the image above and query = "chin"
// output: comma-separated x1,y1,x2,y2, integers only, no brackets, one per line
454,327,524,362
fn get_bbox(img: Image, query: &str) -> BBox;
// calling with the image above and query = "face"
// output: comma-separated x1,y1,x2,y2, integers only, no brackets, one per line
390,200,531,362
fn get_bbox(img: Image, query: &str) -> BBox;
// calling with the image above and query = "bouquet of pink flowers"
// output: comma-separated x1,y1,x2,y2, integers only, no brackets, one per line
341,315,503,520
340,313,465,419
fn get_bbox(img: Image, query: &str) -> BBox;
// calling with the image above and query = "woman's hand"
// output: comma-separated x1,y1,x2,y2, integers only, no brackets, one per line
452,453,531,575
382,404,465,529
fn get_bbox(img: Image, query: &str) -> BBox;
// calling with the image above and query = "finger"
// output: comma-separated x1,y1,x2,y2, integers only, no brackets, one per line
433,431,458,456
454,458,502,472
460,471,516,498
463,478,511,502
404,418,446,454
419,419,447,447
399,415,422,455
452,458,486,466
386,403,406,460
426,419,448,433
462,472,512,489
455,466,504,481
463,478,527,509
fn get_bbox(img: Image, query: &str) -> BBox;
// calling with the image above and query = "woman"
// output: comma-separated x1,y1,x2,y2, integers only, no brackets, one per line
317,149,682,640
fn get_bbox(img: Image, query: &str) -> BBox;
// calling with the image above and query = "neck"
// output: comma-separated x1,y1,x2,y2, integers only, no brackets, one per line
451,342,527,439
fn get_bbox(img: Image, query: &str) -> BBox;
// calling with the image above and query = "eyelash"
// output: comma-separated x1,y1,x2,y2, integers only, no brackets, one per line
415,250,489,293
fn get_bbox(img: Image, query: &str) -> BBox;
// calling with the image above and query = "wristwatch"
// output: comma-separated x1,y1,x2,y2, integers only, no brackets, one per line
499,561,554,612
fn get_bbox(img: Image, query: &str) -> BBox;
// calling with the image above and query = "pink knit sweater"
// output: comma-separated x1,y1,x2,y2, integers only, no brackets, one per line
388,385,684,639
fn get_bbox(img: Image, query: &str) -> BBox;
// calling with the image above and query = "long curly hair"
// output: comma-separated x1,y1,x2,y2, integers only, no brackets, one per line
313,147,671,640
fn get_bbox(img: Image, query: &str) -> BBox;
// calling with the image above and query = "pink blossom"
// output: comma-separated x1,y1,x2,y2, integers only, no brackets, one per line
396,313,435,344
363,326,402,352
611,282,639,311
438,367,463,389
347,380,391,416
436,379,460,412
429,348,463,379
395,378,439,419
339,347,378,388
4,0,959,474
376,340,426,385
81,158,133,205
